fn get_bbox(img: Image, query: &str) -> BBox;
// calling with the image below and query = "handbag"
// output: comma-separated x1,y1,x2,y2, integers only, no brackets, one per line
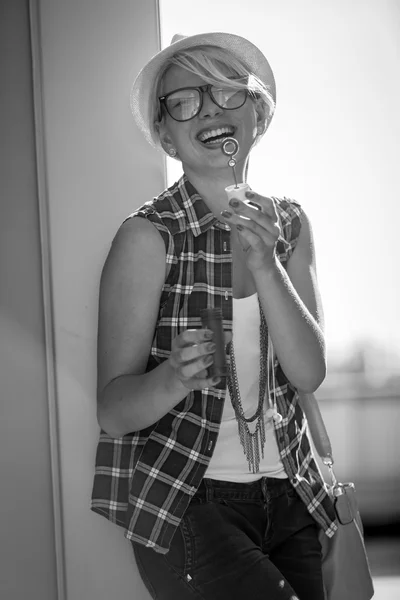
299,392,375,600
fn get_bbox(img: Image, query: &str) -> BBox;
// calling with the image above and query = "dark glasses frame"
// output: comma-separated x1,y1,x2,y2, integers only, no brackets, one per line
158,83,250,122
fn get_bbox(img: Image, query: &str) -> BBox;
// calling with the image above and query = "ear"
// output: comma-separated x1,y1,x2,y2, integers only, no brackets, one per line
154,118,176,155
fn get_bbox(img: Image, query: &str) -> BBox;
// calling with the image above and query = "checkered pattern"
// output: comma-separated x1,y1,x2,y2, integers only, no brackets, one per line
91,175,337,554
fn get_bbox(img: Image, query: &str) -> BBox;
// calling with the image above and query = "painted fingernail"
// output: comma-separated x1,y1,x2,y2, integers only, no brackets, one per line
207,342,216,352
248,201,261,210
245,191,254,198
229,199,239,208
204,330,214,339
221,210,232,219
236,224,244,231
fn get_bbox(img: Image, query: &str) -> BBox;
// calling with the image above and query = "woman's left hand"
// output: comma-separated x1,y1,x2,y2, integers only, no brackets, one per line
221,190,281,273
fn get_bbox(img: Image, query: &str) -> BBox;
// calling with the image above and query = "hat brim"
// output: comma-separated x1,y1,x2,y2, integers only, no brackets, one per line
130,32,276,148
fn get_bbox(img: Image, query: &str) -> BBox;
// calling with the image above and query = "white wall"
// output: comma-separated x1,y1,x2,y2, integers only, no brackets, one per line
38,1,164,598
160,0,400,530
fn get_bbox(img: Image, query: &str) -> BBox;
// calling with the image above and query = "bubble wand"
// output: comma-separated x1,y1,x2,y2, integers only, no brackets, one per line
221,137,240,187
222,137,258,215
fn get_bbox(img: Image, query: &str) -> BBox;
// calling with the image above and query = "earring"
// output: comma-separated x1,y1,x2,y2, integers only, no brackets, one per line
257,125,264,135
168,148,177,157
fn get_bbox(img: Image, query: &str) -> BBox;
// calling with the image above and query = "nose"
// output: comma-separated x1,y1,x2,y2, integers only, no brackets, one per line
198,89,223,119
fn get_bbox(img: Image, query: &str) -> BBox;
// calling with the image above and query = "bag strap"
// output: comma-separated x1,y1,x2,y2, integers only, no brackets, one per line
298,392,341,487
298,392,333,463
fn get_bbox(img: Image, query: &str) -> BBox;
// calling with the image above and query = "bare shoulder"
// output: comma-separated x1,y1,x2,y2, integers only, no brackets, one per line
100,215,167,303
97,216,167,397
104,214,166,270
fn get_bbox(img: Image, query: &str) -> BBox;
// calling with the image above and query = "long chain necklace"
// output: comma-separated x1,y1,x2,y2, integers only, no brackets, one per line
227,298,270,474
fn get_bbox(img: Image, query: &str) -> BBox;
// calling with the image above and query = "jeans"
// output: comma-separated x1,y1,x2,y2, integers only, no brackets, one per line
132,477,324,600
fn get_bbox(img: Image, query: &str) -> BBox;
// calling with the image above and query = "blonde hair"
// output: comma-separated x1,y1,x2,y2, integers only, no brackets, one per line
151,45,275,148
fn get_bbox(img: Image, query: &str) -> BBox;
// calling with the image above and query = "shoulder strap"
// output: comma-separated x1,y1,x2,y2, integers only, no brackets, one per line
298,392,333,462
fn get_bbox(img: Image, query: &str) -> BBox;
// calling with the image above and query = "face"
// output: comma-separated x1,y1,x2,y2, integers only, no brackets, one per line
157,65,266,173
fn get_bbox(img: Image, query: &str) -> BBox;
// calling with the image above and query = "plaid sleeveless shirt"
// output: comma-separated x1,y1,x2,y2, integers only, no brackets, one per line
91,174,337,554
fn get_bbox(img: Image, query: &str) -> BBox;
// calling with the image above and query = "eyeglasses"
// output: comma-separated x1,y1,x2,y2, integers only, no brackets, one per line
159,84,249,122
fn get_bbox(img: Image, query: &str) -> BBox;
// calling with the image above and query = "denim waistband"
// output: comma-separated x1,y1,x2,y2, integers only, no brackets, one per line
194,477,292,503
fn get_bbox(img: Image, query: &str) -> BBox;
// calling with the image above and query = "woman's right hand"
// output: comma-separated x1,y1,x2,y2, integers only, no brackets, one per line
168,329,232,391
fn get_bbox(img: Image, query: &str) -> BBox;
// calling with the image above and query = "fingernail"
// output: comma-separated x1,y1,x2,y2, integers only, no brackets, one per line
229,199,239,208
204,330,214,339
221,210,232,219
211,377,221,384
207,342,216,352
236,224,244,231
245,191,254,198
247,200,261,210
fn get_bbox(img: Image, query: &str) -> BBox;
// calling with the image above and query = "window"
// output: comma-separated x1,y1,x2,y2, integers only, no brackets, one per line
159,0,400,541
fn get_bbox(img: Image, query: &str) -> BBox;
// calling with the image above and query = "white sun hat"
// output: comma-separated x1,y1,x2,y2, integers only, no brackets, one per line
130,32,276,148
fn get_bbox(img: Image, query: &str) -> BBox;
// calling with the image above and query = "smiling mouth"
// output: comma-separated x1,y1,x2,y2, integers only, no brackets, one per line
197,126,236,147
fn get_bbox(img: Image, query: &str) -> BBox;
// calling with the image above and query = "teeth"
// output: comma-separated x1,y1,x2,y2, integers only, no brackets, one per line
199,127,234,142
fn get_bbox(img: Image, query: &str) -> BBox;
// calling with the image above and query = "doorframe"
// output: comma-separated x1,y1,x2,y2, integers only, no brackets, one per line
29,2,66,599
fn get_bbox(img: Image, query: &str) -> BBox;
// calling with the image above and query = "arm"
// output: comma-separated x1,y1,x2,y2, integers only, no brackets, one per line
253,209,326,392
224,193,326,392
96,217,188,438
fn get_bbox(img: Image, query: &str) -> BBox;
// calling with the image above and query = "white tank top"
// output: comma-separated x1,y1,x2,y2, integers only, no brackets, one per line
205,293,287,482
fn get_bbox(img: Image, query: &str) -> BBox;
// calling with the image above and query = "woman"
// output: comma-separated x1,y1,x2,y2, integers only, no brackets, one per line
91,32,336,600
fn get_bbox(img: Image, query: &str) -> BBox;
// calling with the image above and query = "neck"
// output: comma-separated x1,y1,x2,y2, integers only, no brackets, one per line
182,159,248,219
